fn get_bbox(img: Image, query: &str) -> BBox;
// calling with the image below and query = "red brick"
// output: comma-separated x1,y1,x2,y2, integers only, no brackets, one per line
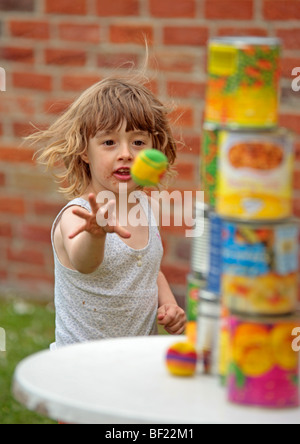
0,172,5,186
263,0,300,20
96,0,139,16
110,24,154,45
0,223,12,238
7,247,45,266
150,51,197,73
281,58,300,79
175,161,196,182
45,0,87,15
13,121,48,138
0,197,26,215
58,23,100,43
167,80,206,100
61,74,101,92
205,0,253,19
45,49,86,66
0,146,35,164
178,134,201,156
13,72,52,91
294,170,300,190
169,106,194,128
295,142,300,162
0,0,34,11
279,114,300,135
33,201,64,217
21,225,51,243
217,27,268,37
97,52,139,68
161,264,190,285
0,46,34,63
9,20,50,39
276,29,300,50
16,271,54,285
163,26,208,46
44,98,72,115
149,0,196,17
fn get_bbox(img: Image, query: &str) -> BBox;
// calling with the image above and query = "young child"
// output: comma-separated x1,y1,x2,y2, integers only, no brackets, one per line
28,72,186,349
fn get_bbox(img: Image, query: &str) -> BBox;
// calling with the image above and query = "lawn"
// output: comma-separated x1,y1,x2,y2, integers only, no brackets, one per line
0,299,56,424
0,298,169,424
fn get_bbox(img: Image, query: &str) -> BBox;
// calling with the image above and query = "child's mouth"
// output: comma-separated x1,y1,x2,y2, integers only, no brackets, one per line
113,168,132,181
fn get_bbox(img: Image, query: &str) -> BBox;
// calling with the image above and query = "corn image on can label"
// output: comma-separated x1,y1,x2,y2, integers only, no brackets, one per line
205,37,281,128
201,123,219,208
222,219,299,316
216,128,294,220
227,314,300,408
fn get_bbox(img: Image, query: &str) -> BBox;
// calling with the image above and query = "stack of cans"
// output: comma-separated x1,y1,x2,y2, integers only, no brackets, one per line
186,36,300,408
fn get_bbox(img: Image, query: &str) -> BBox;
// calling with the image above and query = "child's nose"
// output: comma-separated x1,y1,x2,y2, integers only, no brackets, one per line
118,143,133,160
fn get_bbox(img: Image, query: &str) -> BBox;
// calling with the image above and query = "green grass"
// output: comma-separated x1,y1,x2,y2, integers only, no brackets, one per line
0,299,56,424
0,298,169,424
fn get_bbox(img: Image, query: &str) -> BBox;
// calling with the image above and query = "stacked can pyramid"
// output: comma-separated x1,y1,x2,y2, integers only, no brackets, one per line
185,36,300,409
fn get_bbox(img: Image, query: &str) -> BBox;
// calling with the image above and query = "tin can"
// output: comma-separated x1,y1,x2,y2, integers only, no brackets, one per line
222,219,299,316
191,202,210,279
197,290,221,375
227,313,300,408
201,123,219,208
205,37,281,129
218,305,230,385
207,211,223,295
185,274,206,345
216,128,294,220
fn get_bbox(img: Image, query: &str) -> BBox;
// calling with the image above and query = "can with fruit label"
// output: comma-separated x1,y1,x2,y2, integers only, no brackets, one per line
205,37,281,129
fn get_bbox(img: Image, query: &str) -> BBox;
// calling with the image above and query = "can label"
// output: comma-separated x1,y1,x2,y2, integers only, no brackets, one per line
228,315,299,408
205,40,280,128
201,125,219,208
216,129,294,220
207,212,223,294
186,275,205,345
222,221,299,315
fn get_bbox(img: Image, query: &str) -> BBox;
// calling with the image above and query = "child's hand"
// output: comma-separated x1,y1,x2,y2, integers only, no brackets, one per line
69,193,131,240
157,303,186,335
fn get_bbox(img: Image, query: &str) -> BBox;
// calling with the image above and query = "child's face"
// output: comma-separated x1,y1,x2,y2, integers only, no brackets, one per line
82,121,152,195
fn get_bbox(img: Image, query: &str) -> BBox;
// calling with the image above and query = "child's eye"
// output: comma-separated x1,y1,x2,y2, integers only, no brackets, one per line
103,140,115,146
133,140,145,147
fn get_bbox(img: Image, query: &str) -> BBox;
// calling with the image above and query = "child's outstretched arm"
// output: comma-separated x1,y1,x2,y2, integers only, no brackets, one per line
59,193,130,274
157,271,186,335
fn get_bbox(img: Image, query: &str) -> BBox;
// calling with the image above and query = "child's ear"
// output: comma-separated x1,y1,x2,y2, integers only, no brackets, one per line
80,149,89,164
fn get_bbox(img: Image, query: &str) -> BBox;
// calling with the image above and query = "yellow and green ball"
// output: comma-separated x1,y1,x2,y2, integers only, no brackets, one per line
131,149,168,187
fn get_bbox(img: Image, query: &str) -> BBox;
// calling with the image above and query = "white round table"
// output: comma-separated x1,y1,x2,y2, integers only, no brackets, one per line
13,335,300,424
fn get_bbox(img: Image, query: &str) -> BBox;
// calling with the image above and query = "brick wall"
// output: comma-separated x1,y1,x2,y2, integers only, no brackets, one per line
0,0,299,303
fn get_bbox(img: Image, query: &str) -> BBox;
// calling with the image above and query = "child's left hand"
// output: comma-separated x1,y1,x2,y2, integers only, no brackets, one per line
157,304,186,335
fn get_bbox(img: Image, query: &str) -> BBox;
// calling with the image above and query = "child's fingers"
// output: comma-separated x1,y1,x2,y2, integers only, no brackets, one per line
115,224,131,239
157,306,177,326
96,200,116,227
69,224,86,239
165,323,186,335
88,193,99,214
72,208,90,220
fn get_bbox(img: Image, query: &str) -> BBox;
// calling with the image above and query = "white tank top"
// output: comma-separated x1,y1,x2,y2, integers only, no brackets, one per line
50,192,163,349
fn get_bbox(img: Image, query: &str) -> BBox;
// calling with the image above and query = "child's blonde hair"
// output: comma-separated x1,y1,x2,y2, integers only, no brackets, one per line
28,72,178,199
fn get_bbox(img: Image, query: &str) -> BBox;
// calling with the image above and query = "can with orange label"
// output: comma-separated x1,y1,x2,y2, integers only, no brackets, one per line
216,128,294,220
227,313,300,408
205,37,281,129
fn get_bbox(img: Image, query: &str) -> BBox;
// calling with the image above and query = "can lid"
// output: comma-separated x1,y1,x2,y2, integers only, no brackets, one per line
209,36,281,47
